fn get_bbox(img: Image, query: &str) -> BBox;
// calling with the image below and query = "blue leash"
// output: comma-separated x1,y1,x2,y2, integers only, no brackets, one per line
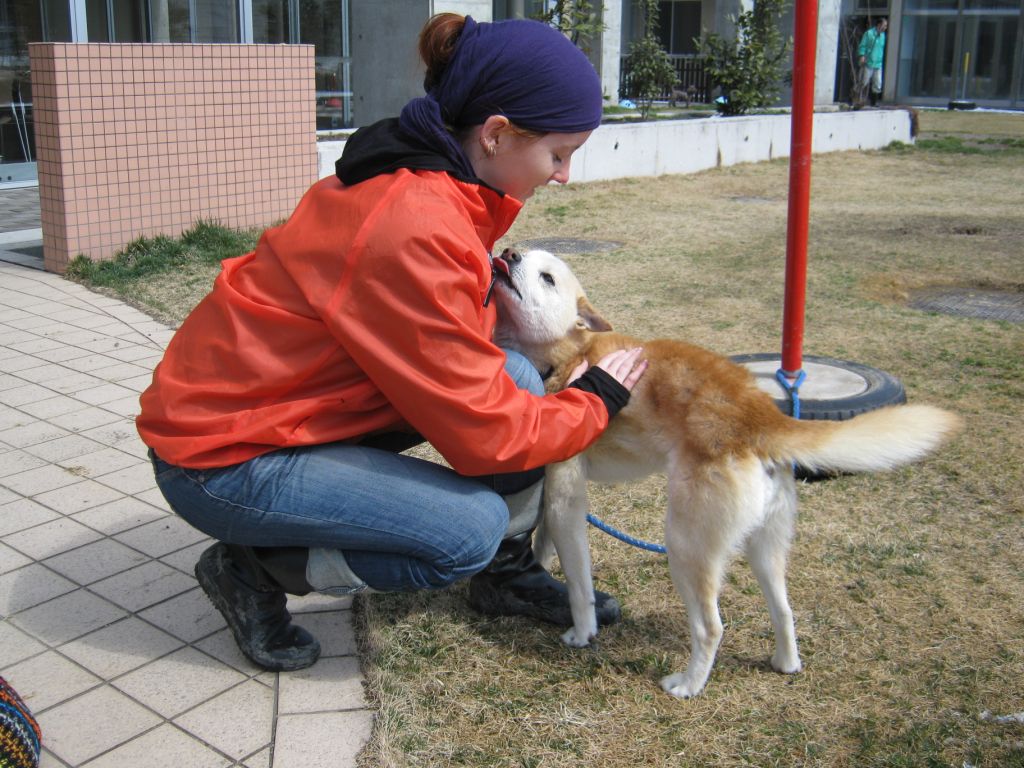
585,367,807,555
586,513,667,554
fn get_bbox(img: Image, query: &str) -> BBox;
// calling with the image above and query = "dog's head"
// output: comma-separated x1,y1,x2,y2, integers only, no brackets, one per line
491,248,611,366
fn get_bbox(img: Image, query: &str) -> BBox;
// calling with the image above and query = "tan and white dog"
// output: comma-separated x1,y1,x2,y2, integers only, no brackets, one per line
490,248,961,698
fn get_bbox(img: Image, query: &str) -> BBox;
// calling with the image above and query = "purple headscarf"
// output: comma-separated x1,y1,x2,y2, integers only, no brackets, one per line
399,16,603,181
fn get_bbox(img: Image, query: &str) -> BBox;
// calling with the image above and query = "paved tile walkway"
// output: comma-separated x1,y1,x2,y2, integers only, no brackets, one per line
0,255,373,767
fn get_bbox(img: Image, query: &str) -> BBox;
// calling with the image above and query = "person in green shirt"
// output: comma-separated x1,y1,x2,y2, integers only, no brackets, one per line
858,18,888,107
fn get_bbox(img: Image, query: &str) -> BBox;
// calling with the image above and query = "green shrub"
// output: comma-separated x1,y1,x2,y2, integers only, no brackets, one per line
699,0,790,116
627,0,677,120
531,0,606,51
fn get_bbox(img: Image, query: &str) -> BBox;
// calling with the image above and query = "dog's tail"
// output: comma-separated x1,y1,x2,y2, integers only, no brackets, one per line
772,404,962,474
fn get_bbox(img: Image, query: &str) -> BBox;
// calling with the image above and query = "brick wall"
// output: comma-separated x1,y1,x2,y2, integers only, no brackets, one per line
29,43,317,273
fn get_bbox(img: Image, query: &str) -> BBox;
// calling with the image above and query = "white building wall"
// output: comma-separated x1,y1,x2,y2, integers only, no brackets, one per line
319,110,914,180
433,1,492,20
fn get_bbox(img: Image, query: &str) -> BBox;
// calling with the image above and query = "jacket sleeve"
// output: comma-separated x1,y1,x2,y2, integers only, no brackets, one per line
315,188,611,475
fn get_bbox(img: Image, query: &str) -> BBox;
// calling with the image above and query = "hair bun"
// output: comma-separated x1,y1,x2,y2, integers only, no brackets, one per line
419,13,466,91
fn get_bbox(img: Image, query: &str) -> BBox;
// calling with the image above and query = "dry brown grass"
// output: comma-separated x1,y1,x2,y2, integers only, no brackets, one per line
355,110,1024,768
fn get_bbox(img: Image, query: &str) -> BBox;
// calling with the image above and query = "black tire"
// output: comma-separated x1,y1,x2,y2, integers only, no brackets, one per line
729,354,907,481
729,353,906,420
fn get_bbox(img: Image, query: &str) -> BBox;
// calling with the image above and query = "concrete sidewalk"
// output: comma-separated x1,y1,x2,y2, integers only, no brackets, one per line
0,253,373,767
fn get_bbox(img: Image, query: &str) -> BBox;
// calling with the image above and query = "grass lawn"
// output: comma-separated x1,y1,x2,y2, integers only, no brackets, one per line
69,108,1024,767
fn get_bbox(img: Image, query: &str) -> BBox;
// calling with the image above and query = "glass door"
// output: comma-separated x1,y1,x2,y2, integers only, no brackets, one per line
953,6,1019,103
899,1,1022,108
1,0,71,182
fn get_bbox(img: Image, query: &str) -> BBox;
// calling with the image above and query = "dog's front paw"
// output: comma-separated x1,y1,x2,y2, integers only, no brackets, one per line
660,672,706,699
561,626,595,648
770,650,803,675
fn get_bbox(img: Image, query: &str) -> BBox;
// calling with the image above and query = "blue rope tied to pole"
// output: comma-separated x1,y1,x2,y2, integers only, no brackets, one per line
775,368,807,418
586,513,667,554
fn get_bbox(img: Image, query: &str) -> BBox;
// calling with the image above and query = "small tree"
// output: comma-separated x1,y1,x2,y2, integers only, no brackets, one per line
699,0,790,116
532,0,606,51
627,0,677,120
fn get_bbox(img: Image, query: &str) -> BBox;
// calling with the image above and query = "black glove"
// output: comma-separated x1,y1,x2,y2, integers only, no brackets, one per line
569,366,630,419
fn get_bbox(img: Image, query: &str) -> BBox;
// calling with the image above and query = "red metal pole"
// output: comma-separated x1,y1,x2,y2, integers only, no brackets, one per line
781,0,819,377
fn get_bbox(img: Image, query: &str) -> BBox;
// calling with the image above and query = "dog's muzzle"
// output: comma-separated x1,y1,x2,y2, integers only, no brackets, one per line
486,249,522,304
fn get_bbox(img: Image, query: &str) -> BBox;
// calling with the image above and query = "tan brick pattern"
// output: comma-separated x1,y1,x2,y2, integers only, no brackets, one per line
28,43,317,273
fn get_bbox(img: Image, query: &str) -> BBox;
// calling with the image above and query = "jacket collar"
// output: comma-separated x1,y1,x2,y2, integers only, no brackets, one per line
337,118,499,191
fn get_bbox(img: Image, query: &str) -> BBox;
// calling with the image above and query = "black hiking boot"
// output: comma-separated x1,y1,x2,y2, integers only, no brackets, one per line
467,531,621,627
195,543,320,671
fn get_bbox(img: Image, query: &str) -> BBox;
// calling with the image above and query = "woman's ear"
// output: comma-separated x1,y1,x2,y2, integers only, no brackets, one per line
479,115,512,155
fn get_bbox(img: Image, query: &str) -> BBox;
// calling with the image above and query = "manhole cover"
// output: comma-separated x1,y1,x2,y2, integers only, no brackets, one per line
730,195,777,204
514,237,622,255
909,287,1024,323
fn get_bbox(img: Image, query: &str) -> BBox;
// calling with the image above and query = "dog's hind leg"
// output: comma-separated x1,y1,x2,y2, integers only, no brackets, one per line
544,457,599,647
744,463,802,676
660,462,752,698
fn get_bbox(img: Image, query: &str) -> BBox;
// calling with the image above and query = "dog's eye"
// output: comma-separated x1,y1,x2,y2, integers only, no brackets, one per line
541,272,555,286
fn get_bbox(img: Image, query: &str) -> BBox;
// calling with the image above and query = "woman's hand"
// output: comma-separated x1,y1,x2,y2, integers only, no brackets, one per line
569,347,648,392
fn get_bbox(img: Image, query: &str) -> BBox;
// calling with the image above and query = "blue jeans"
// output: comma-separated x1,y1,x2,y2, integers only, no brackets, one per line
150,350,545,593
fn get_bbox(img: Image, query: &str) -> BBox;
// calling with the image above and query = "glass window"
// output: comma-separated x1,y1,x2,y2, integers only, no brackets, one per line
150,0,190,42
300,0,340,56
964,0,1020,9
254,0,289,43
1,0,69,169
86,0,111,41
904,0,958,10
671,1,699,55
148,0,238,42
3,0,73,43
492,1,546,20
298,0,351,128
655,1,700,55
193,0,238,42
960,14,1018,99
897,12,958,99
113,0,147,41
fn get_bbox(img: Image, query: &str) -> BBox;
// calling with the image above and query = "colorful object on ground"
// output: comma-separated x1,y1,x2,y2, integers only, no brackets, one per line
0,677,40,768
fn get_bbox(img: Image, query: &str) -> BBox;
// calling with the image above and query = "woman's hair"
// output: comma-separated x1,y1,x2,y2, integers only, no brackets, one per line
419,13,543,139
419,13,465,92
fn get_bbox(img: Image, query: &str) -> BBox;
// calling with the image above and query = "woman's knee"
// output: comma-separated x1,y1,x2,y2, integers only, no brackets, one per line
503,348,545,396
431,492,507,585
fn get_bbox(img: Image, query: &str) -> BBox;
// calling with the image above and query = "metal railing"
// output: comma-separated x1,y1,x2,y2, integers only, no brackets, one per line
619,54,710,103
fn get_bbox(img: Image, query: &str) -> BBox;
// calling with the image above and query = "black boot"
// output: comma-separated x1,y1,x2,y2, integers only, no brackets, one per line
467,531,621,627
195,543,321,671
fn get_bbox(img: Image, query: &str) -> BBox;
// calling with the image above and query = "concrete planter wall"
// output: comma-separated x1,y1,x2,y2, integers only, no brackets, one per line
317,109,913,184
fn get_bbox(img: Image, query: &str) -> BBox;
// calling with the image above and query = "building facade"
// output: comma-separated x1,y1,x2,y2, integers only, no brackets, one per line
1,1,1021,185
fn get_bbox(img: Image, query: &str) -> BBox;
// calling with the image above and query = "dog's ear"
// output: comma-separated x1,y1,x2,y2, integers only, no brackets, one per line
576,296,612,332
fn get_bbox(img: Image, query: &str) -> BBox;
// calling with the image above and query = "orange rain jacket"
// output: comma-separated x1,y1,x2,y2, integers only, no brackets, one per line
137,122,611,473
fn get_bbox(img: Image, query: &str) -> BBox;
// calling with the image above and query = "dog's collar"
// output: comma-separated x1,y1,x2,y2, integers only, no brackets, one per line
483,272,497,307
483,252,498,307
